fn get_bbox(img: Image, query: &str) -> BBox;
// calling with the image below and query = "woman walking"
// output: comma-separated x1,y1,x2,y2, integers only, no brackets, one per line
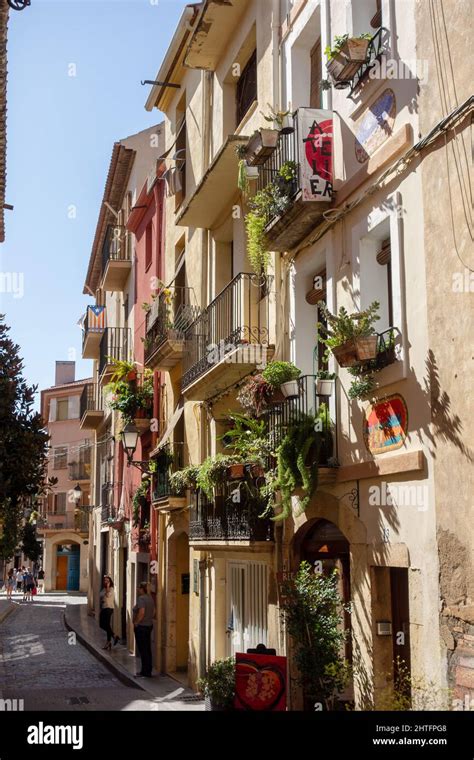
99,575,119,650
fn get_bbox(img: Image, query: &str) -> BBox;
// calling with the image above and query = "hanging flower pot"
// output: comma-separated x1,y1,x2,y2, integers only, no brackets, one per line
354,335,378,361
332,339,359,367
326,37,371,88
245,129,280,166
280,380,300,399
227,463,245,480
127,370,137,382
316,378,335,396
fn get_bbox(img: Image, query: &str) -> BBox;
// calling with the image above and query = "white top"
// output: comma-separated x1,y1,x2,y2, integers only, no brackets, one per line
100,588,114,609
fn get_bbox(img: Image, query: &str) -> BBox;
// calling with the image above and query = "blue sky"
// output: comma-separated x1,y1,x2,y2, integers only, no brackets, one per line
0,0,188,406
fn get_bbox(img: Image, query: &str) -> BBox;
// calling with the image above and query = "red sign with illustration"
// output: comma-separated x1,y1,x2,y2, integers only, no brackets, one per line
299,108,333,202
234,652,287,711
364,394,408,455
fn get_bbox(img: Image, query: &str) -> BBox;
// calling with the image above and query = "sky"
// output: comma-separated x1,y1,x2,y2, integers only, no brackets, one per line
0,0,189,407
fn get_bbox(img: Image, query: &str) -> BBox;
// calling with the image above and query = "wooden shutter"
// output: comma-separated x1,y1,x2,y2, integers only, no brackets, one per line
68,395,80,420
310,40,322,108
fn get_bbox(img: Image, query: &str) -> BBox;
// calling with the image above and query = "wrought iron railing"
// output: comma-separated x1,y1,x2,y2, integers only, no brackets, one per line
145,287,201,364
99,327,131,376
182,272,272,390
80,383,104,420
189,480,273,542
357,327,399,374
349,27,389,94
151,441,187,501
256,112,300,226
266,374,338,464
100,483,114,523
101,224,130,274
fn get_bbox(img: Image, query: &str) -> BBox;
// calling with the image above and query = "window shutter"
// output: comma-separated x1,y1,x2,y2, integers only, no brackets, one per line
310,40,322,109
49,398,57,422
68,395,80,419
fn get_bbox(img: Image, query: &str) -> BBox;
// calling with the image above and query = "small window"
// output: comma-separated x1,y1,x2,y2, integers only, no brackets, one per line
145,222,153,270
54,493,67,515
53,446,68,470
56,399,69,421
236,50,257,126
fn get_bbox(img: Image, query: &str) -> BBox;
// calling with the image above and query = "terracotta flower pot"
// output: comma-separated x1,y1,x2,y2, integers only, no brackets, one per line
327,37,370,87
228,463,245,480
332,339,359,367
354,335,378,361
245,129,280,166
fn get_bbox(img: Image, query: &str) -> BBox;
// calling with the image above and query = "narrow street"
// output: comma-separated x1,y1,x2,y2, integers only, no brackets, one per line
0,594,167,711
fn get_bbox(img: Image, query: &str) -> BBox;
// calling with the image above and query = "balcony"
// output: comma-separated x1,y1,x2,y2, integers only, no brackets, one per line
256,108,333,252
100,225,131,292
80,383,104,429
100,483,116,525
266,374,338,484
82,305,106,359
145,287,201,370
36,511,89,533
98,327,131,384
189,480,274,544
151,442,188,511
182,272,273,400
68,461,91,482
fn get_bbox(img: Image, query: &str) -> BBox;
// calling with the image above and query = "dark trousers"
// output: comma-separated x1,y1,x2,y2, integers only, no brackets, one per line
99,608,115,642
134,625,153,676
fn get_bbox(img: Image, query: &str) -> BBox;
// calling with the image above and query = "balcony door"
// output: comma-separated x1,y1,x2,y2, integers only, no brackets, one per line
226,561,268,656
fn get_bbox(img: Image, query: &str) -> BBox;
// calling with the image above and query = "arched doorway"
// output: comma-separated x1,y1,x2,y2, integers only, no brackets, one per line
300,519,352,662
55,543,80,591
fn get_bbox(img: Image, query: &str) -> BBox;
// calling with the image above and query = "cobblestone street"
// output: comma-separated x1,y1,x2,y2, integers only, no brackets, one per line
0,594,193,711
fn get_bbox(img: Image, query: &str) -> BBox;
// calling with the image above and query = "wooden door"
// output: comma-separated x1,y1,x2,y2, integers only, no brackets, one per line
56,555,68,590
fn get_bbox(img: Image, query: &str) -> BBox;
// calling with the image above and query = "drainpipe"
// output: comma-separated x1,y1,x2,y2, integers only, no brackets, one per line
272,0,281,109
321,0,332,110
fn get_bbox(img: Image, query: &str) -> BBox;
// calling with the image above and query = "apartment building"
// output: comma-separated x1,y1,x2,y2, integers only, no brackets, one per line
81,123,164,649
39,362,92,592
140,0,473,710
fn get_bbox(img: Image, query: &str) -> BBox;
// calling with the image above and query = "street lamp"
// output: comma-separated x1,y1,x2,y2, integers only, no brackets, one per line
72,484,82,505
8,0,31,9
120,422,154,473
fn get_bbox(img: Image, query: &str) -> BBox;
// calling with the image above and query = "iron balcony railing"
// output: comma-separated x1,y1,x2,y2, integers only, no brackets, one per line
182,272,272,390
99,327,131,376
357,327,399,375
349,27,389,95
145,287,201,364
80,383,104,419
266,374,338,465
100,482,114,523
101,224,130,274
256,111,300,226
189,480,274,542
151,441,187,501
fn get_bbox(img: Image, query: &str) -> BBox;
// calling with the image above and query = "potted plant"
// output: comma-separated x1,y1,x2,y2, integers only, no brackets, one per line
237,373,274,417
196,454,241,499
325,33,372,88
245,128,280,166
197,657,235,711
315,370,336,396
317,301,380,368
262,360,301,399
220,413,270,476
168,464,200,496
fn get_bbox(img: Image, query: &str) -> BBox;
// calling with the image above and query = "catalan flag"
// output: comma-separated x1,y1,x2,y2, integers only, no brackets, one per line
86,304,106,332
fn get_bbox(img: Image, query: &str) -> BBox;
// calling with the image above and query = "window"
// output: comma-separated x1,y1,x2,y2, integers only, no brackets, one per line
145,222,153,270
54,493,67,515
56,399,69,421
175,115,187,210
236,50,257,126
227,561,268,656
53,446,68,470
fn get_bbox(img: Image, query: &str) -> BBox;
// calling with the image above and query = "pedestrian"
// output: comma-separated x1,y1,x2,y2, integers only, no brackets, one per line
6,569,15,600
133,582,155,678
37,568,45,594
16,567,23,594
24,568,35,602
22,567,29,601
99,575,119,651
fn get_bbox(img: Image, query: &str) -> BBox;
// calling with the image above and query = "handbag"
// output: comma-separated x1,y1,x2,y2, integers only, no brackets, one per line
31,586,37,596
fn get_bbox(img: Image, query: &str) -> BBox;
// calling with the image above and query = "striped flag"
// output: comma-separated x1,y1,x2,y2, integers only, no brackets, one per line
86,305,106,331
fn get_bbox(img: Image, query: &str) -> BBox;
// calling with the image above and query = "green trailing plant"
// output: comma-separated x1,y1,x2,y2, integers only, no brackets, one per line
280,562,351,708
106,358,137,388
196,454,241,500
132,477,151,527
220,413,270,464
316,370,336,381
324,33,372,60
245,204,270,276
106,369,154,423
197,657,235,709
168,465,200,496
317,300,380,361
347,371,376,400
274,413,323,520
237,373,274,417
262,360,301,387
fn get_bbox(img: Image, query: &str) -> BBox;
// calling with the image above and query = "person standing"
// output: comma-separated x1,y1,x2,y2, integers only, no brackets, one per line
133,582,155,678
22,567,29,602
24,568,35,602
6,570,15,600
99,576,119,650
37,568,45,594
16,567,23,594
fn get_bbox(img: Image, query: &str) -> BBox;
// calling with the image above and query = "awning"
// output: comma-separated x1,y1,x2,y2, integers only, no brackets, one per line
150,403,184,457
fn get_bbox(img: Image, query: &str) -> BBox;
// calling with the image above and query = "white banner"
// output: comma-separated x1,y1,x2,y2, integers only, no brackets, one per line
298,108,333,202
